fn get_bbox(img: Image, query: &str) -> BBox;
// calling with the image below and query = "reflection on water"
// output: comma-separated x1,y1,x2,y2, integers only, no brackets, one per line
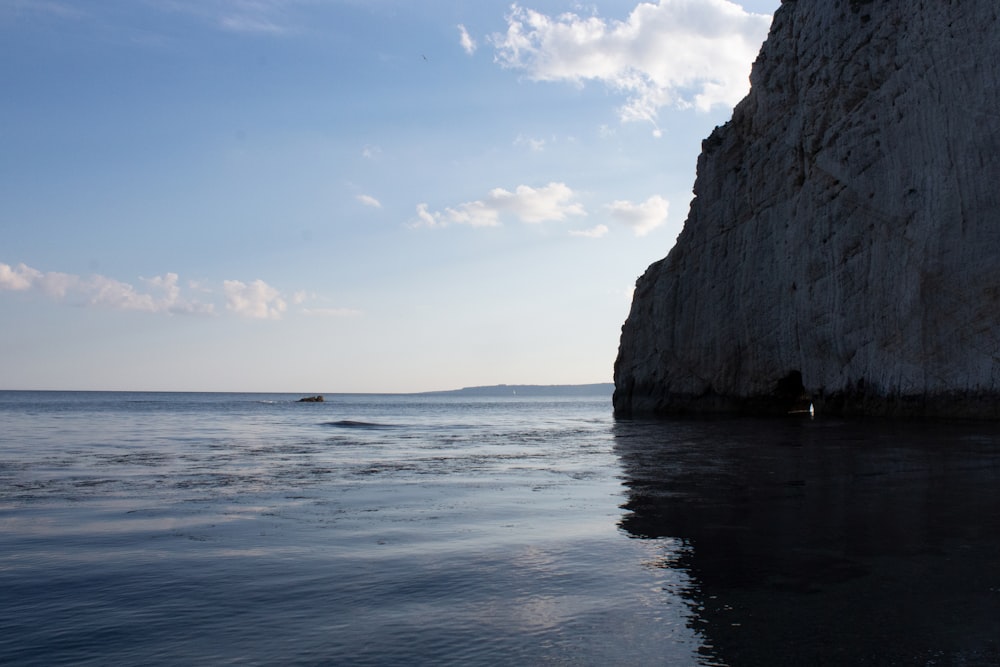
2,392,715,666
7,391,1000,664
613,417,1000,666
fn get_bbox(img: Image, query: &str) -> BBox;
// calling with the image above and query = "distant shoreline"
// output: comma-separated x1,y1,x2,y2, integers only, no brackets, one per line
417,383,614,397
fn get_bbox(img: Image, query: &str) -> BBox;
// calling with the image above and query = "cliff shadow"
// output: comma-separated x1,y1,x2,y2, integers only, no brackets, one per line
612,417,1000,666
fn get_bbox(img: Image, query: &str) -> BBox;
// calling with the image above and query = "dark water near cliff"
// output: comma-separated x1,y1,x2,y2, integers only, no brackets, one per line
1,392,999,665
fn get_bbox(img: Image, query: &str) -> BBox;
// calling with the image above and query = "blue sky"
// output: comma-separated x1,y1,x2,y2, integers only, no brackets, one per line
1,0,778,392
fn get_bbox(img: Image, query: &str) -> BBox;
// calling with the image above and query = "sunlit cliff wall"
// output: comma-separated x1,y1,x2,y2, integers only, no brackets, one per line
614,0,1000,417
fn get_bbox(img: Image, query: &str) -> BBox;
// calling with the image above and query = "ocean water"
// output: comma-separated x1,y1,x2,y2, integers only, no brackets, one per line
1,391,1000,666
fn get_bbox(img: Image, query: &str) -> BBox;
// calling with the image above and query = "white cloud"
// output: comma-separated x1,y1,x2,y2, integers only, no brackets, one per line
0,261,327,318
570,224,609,238
0,262,40,291
82,272,213,314
413,182,585,229
490,182,585,223
88,274,158,312
414,201,500,229
357,194,382,208
223,279,287,320
141,273,216,315
0,261,81,299
362,144,381,159
492,1,771,129
0,262,215,313
607,195,669,236
458,24,477,55
39,271,81,299
514,134,546,151
414,203,445,229
142,273,181,301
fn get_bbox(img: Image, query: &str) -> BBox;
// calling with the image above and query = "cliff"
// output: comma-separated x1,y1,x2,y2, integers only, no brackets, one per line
614,0,1000,418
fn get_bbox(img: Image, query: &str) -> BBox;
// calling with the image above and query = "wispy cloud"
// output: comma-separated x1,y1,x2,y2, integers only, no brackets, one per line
155,0,298,35
0,262,214,314
514,134,547,152
458,24,477,55
492,0,771,131
0,261,356,320
570,224,609,239
415,202,499,229
0,263,38,291
293,290,362,317
219,14,284,34
0,0,85,21
357,194,383,209
413,187,670,237
607,195,669,236
223,279,287,319
413,182,585,229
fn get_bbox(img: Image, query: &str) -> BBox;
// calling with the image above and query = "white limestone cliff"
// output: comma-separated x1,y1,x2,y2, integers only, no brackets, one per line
614,0,1000,417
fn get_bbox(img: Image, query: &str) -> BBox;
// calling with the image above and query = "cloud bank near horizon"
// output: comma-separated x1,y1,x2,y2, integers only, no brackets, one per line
0,262,354,320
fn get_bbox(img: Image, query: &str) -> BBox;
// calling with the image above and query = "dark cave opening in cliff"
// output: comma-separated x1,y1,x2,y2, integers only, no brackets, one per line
776,370,813,415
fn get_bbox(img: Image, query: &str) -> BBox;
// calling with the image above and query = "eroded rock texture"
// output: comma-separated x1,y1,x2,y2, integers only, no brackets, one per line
614,0,1000,417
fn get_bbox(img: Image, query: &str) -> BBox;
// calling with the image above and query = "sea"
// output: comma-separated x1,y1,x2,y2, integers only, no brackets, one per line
1,390,999,666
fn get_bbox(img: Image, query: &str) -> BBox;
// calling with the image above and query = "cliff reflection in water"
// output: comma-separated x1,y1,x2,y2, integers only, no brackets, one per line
612,418,1000,666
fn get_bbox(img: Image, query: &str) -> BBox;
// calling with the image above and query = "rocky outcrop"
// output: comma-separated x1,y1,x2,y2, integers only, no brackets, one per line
298,395,324,403
614,0,1000,418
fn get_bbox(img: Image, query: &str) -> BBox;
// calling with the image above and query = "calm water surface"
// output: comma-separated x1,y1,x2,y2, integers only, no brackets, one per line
1,391,999,665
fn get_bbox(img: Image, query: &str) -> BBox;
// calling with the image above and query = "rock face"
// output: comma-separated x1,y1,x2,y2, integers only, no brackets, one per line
614,0,1000,418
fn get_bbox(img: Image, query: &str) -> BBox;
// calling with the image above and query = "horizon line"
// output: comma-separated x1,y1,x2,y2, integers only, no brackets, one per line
0,382,615,395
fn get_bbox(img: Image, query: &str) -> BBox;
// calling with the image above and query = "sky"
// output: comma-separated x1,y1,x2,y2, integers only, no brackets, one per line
1,0,780,393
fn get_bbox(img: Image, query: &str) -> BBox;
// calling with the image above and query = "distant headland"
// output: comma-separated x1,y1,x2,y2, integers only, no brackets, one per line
420,383,614,398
